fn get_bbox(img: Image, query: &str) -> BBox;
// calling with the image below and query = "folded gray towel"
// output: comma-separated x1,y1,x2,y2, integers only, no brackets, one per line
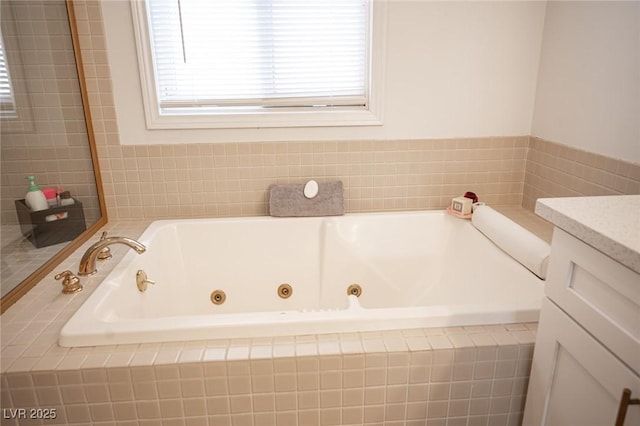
269,181,344,217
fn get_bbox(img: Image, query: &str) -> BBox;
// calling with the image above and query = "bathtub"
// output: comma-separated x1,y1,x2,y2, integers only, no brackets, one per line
59,210,545,347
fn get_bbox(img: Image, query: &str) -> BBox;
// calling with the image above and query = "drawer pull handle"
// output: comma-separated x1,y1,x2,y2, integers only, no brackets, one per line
615,388,640,426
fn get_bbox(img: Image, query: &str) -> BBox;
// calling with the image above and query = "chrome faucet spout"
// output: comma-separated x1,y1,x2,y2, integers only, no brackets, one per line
78,236,146,276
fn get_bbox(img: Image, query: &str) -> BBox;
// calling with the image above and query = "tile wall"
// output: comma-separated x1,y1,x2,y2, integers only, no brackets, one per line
1,337,535,426
98,138,529,220
522,137,640,211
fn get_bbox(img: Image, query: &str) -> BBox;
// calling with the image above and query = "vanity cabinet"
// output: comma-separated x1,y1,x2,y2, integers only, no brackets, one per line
523,228,640,426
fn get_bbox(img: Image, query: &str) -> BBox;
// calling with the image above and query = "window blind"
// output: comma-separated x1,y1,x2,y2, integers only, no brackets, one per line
0,31,15,113
145,0,370,111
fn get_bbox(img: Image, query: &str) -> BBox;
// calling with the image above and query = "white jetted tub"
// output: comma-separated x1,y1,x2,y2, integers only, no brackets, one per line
59,211,545,347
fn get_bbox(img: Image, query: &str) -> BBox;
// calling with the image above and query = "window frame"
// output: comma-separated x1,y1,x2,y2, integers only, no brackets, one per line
130,0,386,130
0,30,17,118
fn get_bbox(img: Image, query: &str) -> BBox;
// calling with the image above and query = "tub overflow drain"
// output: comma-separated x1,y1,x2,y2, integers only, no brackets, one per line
278,283,293,299
210,290,226,305
347,284,362,297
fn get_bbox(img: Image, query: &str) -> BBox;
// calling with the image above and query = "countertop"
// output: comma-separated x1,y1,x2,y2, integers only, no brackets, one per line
535,195,640,274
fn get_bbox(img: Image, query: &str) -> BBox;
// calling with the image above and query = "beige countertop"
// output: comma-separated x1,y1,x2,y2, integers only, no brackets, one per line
535,195,640,274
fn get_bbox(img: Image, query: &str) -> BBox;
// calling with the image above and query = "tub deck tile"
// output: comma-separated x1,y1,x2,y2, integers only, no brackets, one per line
317,341,341,356
362,339,386,354
405,337,431,351
428,335,454,350
490,332,519,346
127,351,156,367
249,345,273,360
469,333,498,347
448,334,475,348
203,347,227,363
2,217,539,425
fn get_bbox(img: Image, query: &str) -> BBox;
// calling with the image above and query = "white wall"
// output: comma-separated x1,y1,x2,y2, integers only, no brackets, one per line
102,0,546,144
531,1,640,163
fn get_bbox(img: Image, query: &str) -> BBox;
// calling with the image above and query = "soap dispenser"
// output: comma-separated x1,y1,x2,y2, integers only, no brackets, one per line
25,175,49,212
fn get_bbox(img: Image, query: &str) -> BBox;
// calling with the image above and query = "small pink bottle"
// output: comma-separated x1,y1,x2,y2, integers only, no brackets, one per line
42,187,58,208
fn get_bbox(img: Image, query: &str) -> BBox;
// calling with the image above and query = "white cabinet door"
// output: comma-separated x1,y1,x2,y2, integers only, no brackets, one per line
523,298,640,426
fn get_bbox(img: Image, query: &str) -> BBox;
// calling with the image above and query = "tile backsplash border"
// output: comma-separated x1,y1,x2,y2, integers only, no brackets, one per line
98,137,529,220
523,137,640,211
94,131,639,222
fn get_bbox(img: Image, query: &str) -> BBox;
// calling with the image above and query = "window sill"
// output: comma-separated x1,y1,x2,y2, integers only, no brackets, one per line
145,107,383,130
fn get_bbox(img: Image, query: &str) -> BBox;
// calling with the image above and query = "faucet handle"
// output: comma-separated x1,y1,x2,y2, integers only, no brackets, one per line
136,270,155,292
55,270,83,294
97,231,113,260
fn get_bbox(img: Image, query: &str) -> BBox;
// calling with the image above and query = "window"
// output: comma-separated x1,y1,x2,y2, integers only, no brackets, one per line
131,0,384,128
0,30,16,117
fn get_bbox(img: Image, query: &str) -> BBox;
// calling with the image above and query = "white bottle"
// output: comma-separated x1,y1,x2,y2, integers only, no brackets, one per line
25,175,49,212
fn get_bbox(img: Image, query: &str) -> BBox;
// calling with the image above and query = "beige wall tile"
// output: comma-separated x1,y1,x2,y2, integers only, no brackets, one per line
523,137,639,211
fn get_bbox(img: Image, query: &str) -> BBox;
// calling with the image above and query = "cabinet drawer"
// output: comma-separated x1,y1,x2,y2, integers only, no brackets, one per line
545,229,640,374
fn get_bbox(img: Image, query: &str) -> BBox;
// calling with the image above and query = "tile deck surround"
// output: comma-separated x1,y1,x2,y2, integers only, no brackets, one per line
1,207,549,426
1,206,550,375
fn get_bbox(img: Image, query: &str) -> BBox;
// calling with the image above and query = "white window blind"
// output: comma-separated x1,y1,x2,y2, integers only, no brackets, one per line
0,31,16,115
144,0,370,112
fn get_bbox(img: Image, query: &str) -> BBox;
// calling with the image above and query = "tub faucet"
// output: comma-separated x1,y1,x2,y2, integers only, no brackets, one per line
78,236,146,276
